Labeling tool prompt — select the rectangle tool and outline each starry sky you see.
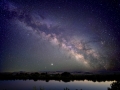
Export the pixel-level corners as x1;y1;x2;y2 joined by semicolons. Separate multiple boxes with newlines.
0;0;120;72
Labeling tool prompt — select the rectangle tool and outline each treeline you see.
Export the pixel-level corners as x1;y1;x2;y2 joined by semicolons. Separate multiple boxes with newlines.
0;72;120;82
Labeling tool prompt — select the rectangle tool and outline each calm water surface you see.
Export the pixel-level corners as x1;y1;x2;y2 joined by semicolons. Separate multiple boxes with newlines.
0;80;113;90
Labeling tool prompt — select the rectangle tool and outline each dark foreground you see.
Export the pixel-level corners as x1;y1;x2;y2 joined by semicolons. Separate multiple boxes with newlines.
0;72;120;82
0;72;120;90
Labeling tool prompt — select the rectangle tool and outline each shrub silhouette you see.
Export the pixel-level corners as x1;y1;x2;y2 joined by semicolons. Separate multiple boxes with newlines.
108;81;120;90
61;72;71;77
64;87;69;90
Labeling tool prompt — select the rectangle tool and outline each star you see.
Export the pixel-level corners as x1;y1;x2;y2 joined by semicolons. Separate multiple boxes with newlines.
0;0;119;72
51;63;53;66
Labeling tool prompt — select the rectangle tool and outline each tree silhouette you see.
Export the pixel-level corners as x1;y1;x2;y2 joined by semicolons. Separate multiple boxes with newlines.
61;72;71;77
108;81;120;90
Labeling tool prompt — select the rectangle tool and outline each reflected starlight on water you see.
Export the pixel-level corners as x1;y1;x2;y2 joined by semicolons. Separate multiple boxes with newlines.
0;80;115;90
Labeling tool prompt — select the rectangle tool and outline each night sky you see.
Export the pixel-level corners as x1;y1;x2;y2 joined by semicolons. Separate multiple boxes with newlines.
0;0;120;72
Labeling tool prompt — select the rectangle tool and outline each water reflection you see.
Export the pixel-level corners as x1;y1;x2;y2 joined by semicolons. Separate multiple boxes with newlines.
0;80;114;90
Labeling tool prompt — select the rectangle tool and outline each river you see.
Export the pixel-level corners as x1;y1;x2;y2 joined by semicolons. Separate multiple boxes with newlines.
0;80;114;90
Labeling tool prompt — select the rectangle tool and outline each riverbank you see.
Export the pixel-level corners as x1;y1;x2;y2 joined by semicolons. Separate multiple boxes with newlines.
0;72;120;82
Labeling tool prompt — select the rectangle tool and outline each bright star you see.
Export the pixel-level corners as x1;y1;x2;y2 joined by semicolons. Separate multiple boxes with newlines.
51;63;53;66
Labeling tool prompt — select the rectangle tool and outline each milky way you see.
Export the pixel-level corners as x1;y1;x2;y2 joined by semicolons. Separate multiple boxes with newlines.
0;0;120;72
